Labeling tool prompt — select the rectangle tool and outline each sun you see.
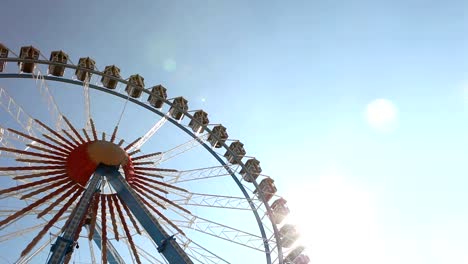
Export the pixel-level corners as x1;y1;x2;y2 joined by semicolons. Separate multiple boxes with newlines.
365;98;398;133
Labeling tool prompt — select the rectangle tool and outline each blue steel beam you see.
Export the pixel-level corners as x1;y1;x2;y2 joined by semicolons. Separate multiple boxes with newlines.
102;164;193;264
85;224;125;264
47;170;103;264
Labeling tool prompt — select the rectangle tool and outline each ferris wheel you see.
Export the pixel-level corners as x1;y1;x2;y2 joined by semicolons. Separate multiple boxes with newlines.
0;43;310;264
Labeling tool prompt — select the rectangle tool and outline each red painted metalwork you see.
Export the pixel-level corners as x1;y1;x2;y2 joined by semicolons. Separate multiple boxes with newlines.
0;165;66;171
100;194;108;264
123;137;142;151
133;172;164;178
27;143;70;157
38;185;80;218
133;186;167;209
132;152;162;160
134;167;177;172
132;161;153;166
61;129;80;147
42;134;74;152
0;183;74;227
138;194;186;236
134;181;190;214
135;175;188;192
20;178;71;200
15;158;66;165
110;126;118;143
114;195;142;264
87;193;100;240
35;119;76;150
8;128;70;155
13;169;67;180
20;188;83;257
0;174;68;195
127;149;140;156
90;119;98;141
116;195;141;235
107;195;119;240
82;129;91;142
0;147;65;161
132;178;168;194
65;142;97;186
63;116;86;144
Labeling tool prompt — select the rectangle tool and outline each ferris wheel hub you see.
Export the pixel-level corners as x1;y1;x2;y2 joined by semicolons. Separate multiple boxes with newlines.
87;140;128;166
66;140;130;187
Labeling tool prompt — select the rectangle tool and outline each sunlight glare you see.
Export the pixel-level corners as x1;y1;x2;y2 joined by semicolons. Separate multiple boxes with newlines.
284;169;386;264
365;99;398;133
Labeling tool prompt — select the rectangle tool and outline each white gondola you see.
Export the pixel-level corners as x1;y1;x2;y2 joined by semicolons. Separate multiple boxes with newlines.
224;141;246;164
125;74;145;98
270;198;290;224
19;46;40;73
101;65;121;89
0;43;8;72
48;51;69;77
207;125;228;148
169;96;188;120
240;158;261;182
254;178;277;202
147;85;167;108
75;57;96;82
284;246;305;264
279;224;300;248
188;110;209;133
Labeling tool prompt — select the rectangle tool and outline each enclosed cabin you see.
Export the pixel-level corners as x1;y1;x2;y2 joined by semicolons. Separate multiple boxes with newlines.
169;96;188;120
292;255;310;264
189;110;209;133
148;85;167;108
255;178;277;202
207;125;228;148
270;198;290;224
19;46;40;73
0;44;9;72
240;158;262;182
48;50;69;77
101;65;121;89
279;224;300;248
284;246;305;264
224;141;246;164
75;57;96;81
125;74;145;98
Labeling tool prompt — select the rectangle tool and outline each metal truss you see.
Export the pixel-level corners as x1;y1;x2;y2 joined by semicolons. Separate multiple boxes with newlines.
131;112;170;151
171;192;263;211
165;165;240;184
150;133;209;166
31;67;64;130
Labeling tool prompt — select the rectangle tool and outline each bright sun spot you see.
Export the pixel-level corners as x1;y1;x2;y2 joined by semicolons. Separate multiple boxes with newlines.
365;99;398;133
284;169;387;264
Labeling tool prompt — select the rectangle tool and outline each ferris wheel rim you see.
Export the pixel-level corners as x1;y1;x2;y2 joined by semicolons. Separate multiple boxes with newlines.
0;56;285;263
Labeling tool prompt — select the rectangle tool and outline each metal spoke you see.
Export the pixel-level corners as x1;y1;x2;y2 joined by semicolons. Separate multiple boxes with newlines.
170;191;263;211
130;112;170;151
164;165;240;184
149;134;209;166
31;67;63;130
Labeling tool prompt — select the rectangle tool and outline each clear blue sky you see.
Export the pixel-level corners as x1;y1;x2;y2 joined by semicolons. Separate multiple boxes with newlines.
2;0;468;263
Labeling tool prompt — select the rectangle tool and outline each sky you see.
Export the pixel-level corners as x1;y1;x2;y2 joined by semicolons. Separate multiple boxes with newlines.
1;0;468;263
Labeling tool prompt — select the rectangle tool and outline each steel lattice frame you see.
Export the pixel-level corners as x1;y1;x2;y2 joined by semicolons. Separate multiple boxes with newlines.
0;46;298;264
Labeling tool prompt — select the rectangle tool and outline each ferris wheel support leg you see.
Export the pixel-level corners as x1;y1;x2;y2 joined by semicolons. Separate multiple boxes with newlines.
46;168;103;264
105;165;194;264
85;224;125;264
